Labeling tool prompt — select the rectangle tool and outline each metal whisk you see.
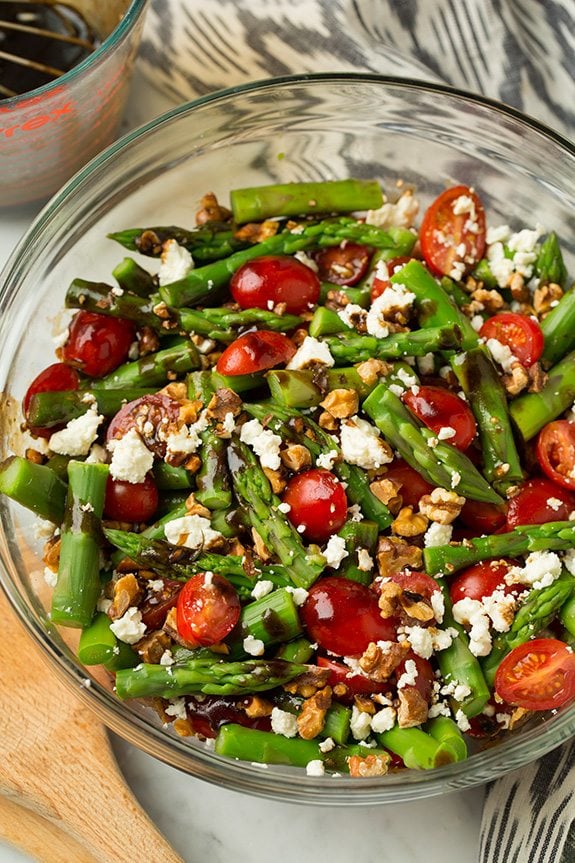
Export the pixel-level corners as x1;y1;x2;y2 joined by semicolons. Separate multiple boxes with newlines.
0;0;98;99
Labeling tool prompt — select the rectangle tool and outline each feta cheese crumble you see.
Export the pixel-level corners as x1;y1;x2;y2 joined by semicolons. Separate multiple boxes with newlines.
340;416;392;470
322;535;349;569
243;635;265;656
108;427;154;483
109;607;147;644
250;580;275;600
286;336;335;370
158;239;194;286
164;514;223;551
271;707;298;738
239;418;282;470
48;405;103;457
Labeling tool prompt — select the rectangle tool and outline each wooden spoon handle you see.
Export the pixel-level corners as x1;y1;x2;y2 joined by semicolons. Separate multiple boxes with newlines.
0;589;184;863
0;795;100;863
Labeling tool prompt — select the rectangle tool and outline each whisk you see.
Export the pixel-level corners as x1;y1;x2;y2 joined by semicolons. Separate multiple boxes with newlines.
0;0;98;99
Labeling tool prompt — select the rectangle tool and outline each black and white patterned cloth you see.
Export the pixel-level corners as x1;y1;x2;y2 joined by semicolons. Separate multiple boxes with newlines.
138;3;575;861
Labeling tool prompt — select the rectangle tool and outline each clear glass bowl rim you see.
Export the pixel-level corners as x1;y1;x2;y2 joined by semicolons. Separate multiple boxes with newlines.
2;72;575;805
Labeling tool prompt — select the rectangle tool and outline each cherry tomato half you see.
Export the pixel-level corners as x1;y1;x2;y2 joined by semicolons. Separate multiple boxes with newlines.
480;312;544;368
536;421;575;491
104;474;159;522
216;330;296;376
314;243;372;286
176;573;241;647
495;638;575;710
140;579;182;631
402;385;477;451
62;310;135;377
383;459;434;509
387;570;441;602
230;255;321;314
185;695;272;739
316;656;389;701
459;498;507;533
300;577;398;656
107;393;181;457
420;185;486;278
449;559;520;605
282;468;347;544
506;478;575;529
370;256;412;301
23;362;80;437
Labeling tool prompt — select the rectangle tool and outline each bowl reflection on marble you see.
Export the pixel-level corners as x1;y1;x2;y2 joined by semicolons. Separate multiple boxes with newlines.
1;74;575;805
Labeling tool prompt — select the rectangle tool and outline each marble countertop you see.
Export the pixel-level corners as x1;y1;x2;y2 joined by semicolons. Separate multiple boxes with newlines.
0;68;484;863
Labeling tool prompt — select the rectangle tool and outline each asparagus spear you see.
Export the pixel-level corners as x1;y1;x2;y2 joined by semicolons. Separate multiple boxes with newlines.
93;340;201;390
230;179;384;223
228;438;326;589
265;367;373;409
510;350;575;442
108;224;247;262
115;657;309;698
176;306;302;342
152;462;193;491
560;594;575;638
78;612;138;670
112;257;156;297
426;716;468;762
195;428;232;510
423;521;575;576
27;387;155;429
376;724;466;769
308;306;350;338
236;589;302;649
324;324;464;363
51;461;109;629
363;383;503;504
0;456;67;524
337;520;378;585
159;218;416;308
481;571;575;685
540;285;575;366
66;279;167;331
450;347;524;493
534;231;567;287
390;259;478;350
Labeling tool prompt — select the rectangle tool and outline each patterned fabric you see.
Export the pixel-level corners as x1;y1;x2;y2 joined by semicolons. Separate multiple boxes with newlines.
139;0;575;138
138;3;575;861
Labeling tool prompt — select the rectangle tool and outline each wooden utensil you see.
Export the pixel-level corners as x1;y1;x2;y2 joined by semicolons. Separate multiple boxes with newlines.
0;588;184;863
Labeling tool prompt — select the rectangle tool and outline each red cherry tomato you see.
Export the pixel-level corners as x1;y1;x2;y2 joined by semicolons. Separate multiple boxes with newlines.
186;695;272;739
140;579;182;630
230;255;321;314
383;459;434;509
301;577;398;656
62;310;135;377
314;243;372;286
370;256;412;301
107;393;181;457
536;421;575;491
396;652;435;702
449;560;520;605
495;638;575;710
216;330;296;376
386;570;441;602
459;498;507;533
176;573;241;647
480;312;544;368
104;474;159;522
420;185;486;278
506;478;575;528
402;385;477;451
23;363;80;437
316;656;389;701
281;468;347;544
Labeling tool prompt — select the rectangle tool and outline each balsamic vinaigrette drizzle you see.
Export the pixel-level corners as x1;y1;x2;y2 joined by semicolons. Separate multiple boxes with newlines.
0;1;99;99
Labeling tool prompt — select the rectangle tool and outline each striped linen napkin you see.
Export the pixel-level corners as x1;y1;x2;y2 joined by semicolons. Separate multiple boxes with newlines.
138;2;575;860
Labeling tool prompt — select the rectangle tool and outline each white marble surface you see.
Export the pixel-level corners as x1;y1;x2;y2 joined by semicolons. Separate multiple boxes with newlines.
0;67;484;863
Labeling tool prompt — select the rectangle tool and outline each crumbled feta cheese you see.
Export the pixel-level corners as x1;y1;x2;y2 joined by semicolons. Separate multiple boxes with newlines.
165;697;187;721
405;625;433;659
158;239;194;286
164;514;223;551
563;549;575;576
96;596;112;614
277;501;292;514
44;567;58;588
239;418;282;470
165;412;209;460
486;225;511;245
428;701;452;719
285;586;309;606
452;598;492;656
316;449;339;470
485;338;517;373
318;737;336;753
251;580;275;600
370;706;396;733
397;658;418;689
437;426;456;441
347;503;363;522
455;709;471;732
271;707;298;738
547;497;563;512
365;285;415;339
49;405;103;457
306;759;325;776
424;522;453;548
221;412;236;435
350;705;372;740
417;352;435;375
85;443;107;464
470;314;484;332
322;535;349;569
482;589;516;633
337;303;366;330
430;590;445;624
357;548;374;572
396;367;418;388
108;428;154;483
243;635;265;656
365;190;419;229
340;416;392;470
286;336;335;370
160;650;175;666
109;607;147;644
293;250;319;272
451;472;462;489
506;550;562;590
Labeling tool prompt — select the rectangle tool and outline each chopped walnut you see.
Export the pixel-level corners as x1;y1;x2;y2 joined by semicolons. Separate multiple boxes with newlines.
358;640;410;682
418;488;465;525
376;536;423;578
234;219;279;243
43;536;61;571
318;410;339;431
356;358;392;386
152;300;172;320
353;695;376;715
243;696;274;718
281;443;312;471
399;592;435;623
137;229;163;256
348;753;390;777
391;506;429;537
333;683;349;699
135;630;172;664
160;382;188;403
206;388;243;422
297;685;332;740
25;448;45;464
502;362;529;396
284;666;330;697
533;282;563;317
263;467;286;494
178;398;204;426
527;362;547;393
173;718;195;737
369;478;403;514
508;272;530;303
109;574;143;620
184;492;212;519
397;687;429;728
470;287;505;313
508;706;531;730
183;454;202;474
195;192;232;225
320;388;359;419
377;580;403;618
252;528;272;561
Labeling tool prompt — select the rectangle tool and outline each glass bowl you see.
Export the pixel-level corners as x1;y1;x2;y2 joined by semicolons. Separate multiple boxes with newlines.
1;74;575;805
0;0;149;209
